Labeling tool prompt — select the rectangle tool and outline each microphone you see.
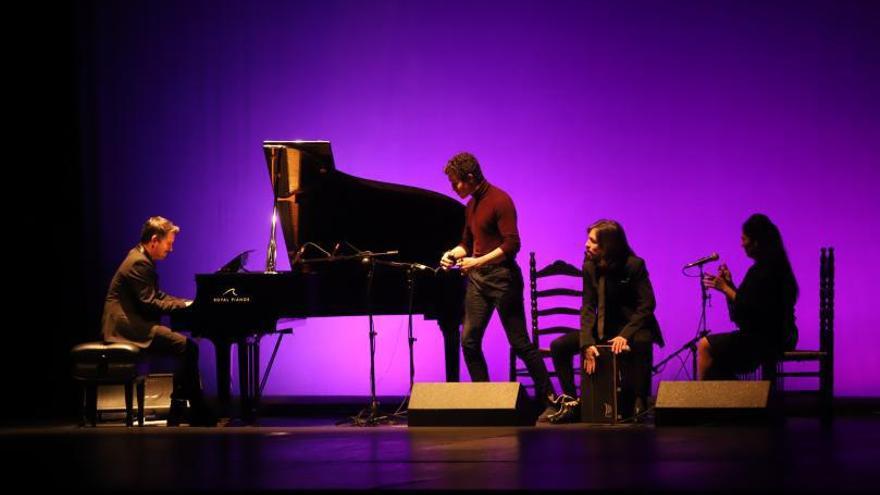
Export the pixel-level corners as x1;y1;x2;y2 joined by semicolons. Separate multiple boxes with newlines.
683;252;719;268
292;245;307;266
359;250;400;264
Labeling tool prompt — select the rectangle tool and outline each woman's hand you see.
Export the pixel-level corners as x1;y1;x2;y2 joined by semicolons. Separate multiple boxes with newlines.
703;264;736;299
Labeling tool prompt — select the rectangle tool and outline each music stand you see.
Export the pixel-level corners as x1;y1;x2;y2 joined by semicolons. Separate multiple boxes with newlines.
217;250;253;273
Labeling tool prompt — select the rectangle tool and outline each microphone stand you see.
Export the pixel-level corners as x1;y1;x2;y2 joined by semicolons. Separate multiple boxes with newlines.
653;265;712;379
337;250;400;427
349;255;383;426
386;261;422;422
694;264;711;379
652;330;710;379
404;264;417;405
373;260;428;423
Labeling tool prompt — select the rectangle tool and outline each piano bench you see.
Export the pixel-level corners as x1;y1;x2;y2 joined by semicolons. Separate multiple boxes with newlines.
71;341;148;427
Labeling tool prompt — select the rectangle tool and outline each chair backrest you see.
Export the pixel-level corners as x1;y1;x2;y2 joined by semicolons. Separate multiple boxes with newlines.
767;247;835;401
819;247;834;392
510;252;584;386
529;252;583;346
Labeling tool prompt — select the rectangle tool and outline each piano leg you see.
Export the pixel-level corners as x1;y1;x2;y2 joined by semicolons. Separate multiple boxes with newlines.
439;319;461;383
214;338;232;416
237;336;261;424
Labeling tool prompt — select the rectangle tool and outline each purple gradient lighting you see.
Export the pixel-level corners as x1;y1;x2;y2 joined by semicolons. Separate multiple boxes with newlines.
80;0;879;397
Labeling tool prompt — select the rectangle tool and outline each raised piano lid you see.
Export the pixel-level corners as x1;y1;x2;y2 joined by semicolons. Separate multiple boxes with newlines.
263;140;335;199
261;140;464;268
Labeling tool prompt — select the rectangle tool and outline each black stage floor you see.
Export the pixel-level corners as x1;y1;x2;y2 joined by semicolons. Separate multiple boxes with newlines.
3;404;879;493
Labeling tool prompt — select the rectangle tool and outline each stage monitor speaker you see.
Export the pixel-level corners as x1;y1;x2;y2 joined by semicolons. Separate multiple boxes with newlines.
654;380;771;426
408;382;533;426
97;373;174;419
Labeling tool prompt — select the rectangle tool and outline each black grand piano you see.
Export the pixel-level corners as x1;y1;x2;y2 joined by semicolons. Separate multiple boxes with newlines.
172;141;465;421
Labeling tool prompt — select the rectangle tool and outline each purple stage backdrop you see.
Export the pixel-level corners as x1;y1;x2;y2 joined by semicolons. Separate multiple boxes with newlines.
79;0;879;396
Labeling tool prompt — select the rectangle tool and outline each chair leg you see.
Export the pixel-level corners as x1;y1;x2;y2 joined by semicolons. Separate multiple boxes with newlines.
820;391;833;425
85;384;98;427
776;361;784;393
820;366;832;424
820;356;833;424
137;379;145;426
80;385;90;427
761;360;780;393
508;348;516;382
79;386;86;427
124;381;134;427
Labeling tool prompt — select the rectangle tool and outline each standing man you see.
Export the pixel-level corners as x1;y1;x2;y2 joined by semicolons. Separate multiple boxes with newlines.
440;152;559;419
102;216;216;426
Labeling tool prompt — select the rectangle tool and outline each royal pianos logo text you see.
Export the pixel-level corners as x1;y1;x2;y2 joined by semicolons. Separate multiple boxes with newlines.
212;288;251;304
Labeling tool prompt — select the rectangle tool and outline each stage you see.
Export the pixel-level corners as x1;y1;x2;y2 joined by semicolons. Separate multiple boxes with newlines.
2;400;878;493
5;1;879;492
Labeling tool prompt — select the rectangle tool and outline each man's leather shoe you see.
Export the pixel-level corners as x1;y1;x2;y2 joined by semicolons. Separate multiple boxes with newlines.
549;397;580;424
167;399;189;427
189;399;218;427
631;397;651;423
538;393;571;422
538;404;559;423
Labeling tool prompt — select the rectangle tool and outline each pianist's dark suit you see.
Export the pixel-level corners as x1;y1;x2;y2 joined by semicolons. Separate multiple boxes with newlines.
102;245;203;401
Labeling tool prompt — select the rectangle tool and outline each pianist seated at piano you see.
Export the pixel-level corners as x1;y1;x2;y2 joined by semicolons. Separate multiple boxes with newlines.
101;216;217;427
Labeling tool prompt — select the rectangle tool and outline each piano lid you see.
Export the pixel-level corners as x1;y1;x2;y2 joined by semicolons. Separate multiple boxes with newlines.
261;140;465;269
263;140;335;199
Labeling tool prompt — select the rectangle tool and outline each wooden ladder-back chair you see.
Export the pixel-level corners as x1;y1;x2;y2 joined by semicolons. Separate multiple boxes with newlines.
509;252;583;391
763;247;834;421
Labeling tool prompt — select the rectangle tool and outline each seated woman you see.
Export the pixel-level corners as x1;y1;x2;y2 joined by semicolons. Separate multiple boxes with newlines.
549;219;664;423
698;213;799;380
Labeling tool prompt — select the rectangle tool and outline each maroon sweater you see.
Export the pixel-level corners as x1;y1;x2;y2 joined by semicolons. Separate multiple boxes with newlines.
458;181;521;259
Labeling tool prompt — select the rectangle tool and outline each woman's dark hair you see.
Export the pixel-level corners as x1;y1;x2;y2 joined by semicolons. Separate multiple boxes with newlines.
743;213;799;302
588;219;634;270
